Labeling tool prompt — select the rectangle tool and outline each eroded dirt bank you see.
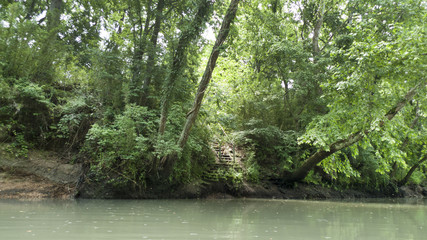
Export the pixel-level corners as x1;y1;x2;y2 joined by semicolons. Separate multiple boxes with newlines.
0;146;82;199
0;171;76;199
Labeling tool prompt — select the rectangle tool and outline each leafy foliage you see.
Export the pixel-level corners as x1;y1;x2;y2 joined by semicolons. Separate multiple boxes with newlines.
235;124;300;177
84;104;157;187
1;0;425;196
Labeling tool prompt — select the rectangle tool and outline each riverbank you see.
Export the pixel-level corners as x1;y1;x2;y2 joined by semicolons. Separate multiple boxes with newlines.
2;167;426;199
0;170;75;199
1;147;426;200
0;145;82;199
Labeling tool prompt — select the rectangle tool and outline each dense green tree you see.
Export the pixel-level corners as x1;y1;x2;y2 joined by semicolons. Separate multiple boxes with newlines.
292;0;426;183
1;0;425;194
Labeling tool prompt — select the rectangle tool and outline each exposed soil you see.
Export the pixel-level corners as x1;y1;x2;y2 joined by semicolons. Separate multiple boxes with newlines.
0;144;82;199
0;170;76;199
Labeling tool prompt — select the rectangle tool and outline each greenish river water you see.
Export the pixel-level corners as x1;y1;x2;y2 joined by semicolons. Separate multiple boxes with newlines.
0;198;426;239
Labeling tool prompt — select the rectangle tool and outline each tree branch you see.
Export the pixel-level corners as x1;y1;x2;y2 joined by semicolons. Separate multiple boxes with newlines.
398;155;427;186
284;79;426;183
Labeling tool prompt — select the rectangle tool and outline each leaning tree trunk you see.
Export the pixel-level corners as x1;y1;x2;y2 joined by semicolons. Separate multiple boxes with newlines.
158;0;240;177
284;80;426;183
389;101;420;179
398;156;427;187
177;0;240;149
158;0;213;135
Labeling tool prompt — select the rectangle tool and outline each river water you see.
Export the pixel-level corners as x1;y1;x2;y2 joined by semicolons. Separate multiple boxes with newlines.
0;198;426;240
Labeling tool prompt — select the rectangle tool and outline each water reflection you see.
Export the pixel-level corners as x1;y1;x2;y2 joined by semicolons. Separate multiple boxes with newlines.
0;198;426;239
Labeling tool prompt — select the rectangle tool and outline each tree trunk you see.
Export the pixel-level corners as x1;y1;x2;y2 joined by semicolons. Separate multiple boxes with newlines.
177;0;240;149
283;80;426;183
389;101;420;178
284;131;364;182
312;0;325;55
140;0;165;105
157;0;240;178
130;0;152;103
158;0;213;135
47;0;63;31
33;0;63;83
398;156;427;186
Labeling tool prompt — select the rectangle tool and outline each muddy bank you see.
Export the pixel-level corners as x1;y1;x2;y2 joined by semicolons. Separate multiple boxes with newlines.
169;181;426;200
77;176;427;200
1;146;426;200
3;167;426;200
0;145;82;199
0;170;76;199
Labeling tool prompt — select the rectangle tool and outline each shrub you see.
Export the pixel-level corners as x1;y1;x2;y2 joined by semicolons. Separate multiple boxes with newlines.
84;104;157;188
0;78;53;146
55;94;98;151
235;124;299;177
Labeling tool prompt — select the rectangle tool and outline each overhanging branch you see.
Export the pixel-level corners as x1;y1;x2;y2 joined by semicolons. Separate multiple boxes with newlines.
284;79;426;183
